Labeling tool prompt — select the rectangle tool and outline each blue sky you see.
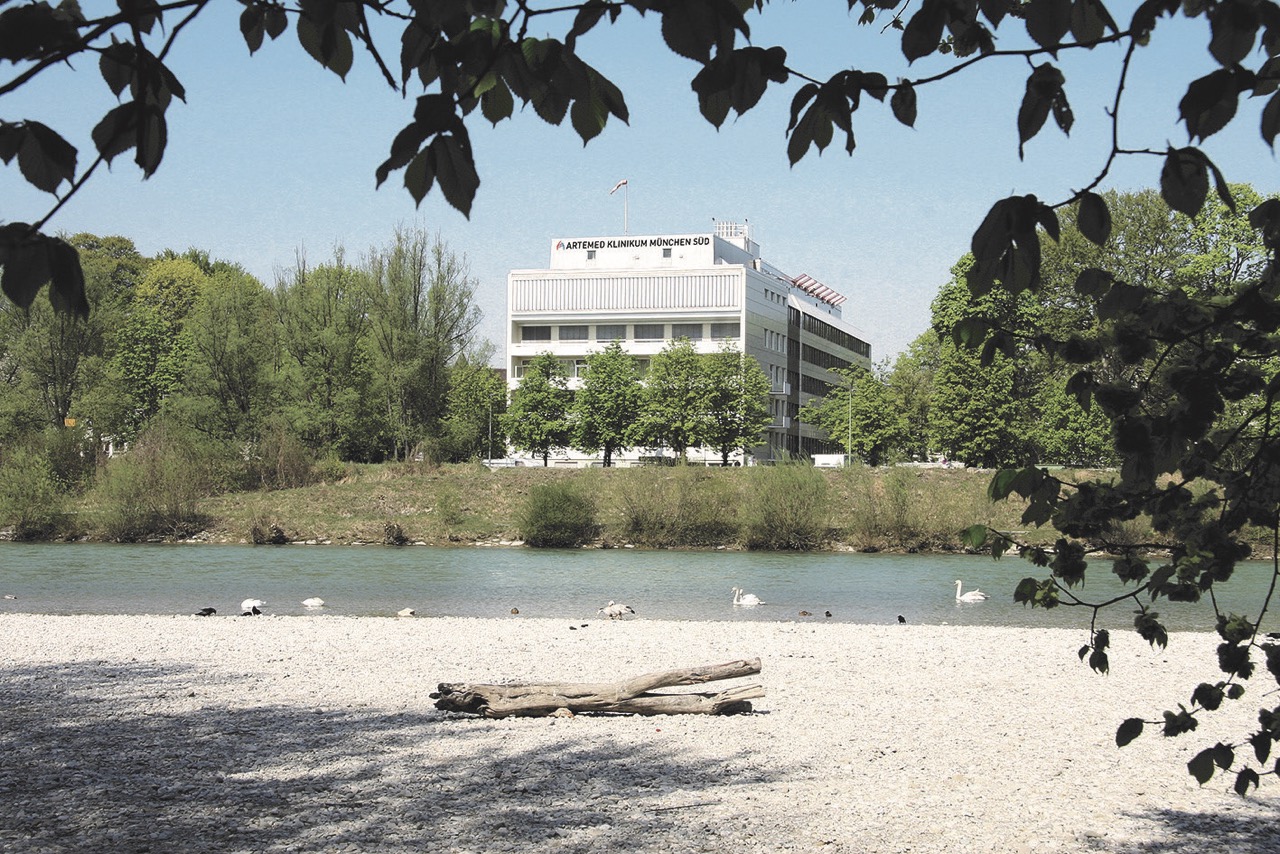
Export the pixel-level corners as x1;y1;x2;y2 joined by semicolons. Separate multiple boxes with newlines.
3;4;1277;363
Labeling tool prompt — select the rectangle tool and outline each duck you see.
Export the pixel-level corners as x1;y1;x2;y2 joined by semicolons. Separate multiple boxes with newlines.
597;600;636;619
302;597;325;609
240;598;265;615
193;607;216;617
955;580;989;602
732;587;765;607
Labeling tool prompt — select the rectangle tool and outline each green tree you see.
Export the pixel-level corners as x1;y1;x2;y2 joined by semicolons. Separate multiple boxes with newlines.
503;352;570;466
928;258;1034;468
886;333;940;462
363;226;483;461
173;265;279;443
273;251;386;461
441;349;507;462
632;338;707;461
701;346;772;465
801;364;905;467
572;341;642;467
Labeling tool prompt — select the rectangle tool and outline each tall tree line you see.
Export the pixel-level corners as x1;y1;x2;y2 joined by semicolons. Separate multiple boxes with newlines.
0;226;500;469
802;185;1276;470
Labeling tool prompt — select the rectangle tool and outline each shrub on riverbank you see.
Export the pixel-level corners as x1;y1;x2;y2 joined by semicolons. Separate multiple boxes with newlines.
519;481;600;547
741;463;830;550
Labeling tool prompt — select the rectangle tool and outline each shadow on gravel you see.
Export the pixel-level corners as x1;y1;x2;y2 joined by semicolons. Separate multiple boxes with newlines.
1094;806;1280;853
0;659;772;852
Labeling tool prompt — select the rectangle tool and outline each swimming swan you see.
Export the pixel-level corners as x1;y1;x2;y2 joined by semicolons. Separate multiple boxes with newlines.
954;580;989;602
732;587;765;607
302;597;325;609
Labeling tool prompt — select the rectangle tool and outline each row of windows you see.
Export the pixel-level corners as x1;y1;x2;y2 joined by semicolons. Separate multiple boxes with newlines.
764;328;786;353
512;357;653;379
788;307;871;358
799;344;851;373
520;322;742;344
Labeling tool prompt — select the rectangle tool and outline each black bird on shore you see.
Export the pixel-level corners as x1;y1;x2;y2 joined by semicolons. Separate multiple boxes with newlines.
897;614;906;624
824;610;832;618
194;607;216;617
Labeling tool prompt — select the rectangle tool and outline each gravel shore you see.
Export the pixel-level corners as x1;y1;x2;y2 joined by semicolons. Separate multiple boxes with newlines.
2;614;1279;853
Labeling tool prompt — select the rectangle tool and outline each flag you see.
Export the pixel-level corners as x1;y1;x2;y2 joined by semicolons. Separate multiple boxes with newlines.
609;178;628;194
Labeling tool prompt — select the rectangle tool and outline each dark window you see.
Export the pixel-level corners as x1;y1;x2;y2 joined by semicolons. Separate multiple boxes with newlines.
634;323;664;341
710;322;740;339
595;324;626;341
672;323;703;340
559;325;588;341
522;326;551;342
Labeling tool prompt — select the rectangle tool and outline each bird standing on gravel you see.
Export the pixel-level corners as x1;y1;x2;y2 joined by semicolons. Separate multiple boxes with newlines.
598;601;635;619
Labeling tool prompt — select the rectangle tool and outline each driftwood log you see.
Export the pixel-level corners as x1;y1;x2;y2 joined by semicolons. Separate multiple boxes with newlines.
431;657;764;718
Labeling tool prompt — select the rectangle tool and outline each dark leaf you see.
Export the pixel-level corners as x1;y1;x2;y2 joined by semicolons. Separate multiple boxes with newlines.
1071;0;1117;43
1025;0;1072;51
1116;717;1144;747
902;0;947;62
135;106;166;176
47;236;88;318
1160;147;1209;217
659;0;747;64
297;13;354;80
0;224;51;309
1210;0;1259;66
1088;646;1109;674
17;121;76;194
1018;64;1066;157
480;80;514;125
430;132;480;217
402;148;435;205
240;6;266;54
99;40;134;97
91;102;137;163
890;80;917;127
1179;69;1240;142
1262;91;1280;148
1249;730;1272;764
1078;192;1112;245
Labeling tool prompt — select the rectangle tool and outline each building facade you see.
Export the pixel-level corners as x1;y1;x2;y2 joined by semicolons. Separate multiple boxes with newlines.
506;222;872;464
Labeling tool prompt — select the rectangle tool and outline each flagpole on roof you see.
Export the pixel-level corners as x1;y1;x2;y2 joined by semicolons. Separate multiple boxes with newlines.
609;178;629;234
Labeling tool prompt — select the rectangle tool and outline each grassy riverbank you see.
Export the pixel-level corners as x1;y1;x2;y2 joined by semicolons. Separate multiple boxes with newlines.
188;462;1063;551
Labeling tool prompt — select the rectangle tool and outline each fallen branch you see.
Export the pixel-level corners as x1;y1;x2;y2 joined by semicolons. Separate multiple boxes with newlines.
431;657;764;718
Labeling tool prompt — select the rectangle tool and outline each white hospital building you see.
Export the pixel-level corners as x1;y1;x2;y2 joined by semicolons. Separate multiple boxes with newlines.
506;222;872;464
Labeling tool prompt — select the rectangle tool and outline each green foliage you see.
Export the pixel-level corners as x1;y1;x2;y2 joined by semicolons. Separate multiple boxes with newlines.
0;444;68;539
519;481;599;548
741;462;829;550
617;465;738;547
700;346;773;465
440;350;507;462
504;352;572;465
801;364;906;466
631;338;707;459
573;341;642;467
87;421;218;541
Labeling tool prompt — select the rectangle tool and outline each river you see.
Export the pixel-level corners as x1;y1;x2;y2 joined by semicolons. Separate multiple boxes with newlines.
1;542;1275;633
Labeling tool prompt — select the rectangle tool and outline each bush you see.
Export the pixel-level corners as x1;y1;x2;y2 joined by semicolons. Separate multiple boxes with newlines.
617;466;738;546
88;421;214;541
249;418;316;490
519;481;599;547
741;463;830;550
0;445;68;539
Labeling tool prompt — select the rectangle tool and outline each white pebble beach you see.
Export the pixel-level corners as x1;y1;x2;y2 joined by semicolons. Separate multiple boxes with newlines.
3;614;1279;853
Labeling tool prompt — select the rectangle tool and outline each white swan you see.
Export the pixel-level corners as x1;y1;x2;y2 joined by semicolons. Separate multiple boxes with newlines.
302;597;325;609
597;600;636;619
955;580;989;602
732;587;765;607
